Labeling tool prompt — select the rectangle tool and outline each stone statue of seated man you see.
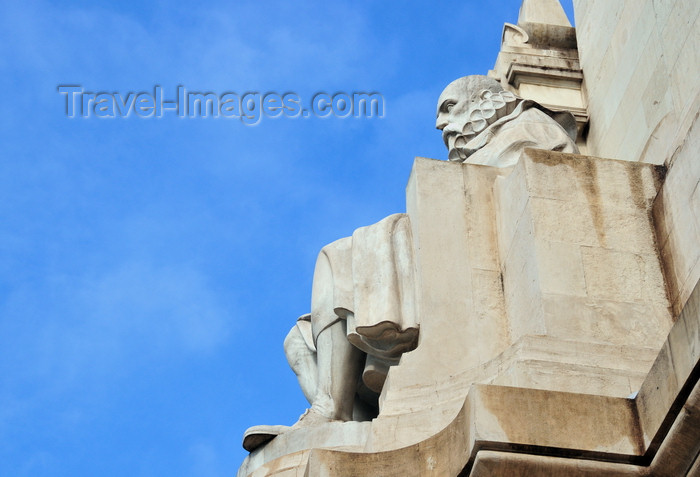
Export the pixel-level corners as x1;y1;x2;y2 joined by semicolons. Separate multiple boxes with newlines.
242;75;578;452
243;214;419;451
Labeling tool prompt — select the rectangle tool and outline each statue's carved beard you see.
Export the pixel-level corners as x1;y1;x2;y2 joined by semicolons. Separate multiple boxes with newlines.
448;90;520;162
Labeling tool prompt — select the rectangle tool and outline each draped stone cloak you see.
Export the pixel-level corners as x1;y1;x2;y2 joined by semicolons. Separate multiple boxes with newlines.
305;213;419;364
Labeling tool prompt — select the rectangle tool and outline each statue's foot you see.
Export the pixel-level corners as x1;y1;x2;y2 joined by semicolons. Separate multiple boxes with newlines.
289;407;336;430
242;408;337;452
242;424;289;452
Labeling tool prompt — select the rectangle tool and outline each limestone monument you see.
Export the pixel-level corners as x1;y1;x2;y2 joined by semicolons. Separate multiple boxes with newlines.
242;75;578;452
238;0;700;475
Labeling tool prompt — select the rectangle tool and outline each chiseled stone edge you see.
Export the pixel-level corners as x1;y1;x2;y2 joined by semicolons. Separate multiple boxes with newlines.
303;384;644;477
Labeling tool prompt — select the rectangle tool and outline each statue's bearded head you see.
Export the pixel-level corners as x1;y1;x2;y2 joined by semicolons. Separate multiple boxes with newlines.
436;75;519;161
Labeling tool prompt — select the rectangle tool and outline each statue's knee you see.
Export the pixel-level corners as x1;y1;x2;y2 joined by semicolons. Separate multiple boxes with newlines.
284;326;302;358
285;326;315;372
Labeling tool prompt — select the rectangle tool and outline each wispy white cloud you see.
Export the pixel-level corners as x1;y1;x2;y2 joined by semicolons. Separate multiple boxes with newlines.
1;260;232;389
77;260;232;352
0;0;398;90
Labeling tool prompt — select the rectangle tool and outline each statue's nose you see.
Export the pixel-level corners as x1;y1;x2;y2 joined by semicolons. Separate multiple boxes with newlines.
435;114;448;130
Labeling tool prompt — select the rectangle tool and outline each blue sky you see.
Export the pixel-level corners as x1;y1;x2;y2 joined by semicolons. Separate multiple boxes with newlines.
0;1;574;475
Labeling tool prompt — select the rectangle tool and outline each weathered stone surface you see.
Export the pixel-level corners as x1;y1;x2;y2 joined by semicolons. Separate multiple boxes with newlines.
652;109;700;315
470;451;644;477
519;0;571;27
496;150;671;357
574;0;699;165
573;0;700;320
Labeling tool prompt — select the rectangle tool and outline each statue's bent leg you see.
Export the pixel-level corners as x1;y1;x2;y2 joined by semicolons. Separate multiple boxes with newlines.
312;319;365;421
283;325;318;405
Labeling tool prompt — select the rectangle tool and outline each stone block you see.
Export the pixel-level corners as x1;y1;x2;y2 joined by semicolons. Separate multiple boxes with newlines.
470;385;642;455
655;195;700;312
518;83;585;109
490;358;643;397
641;56;673;142
651;0;679;32
541;295;671;348
528;198;599;246
637;278;700;447
608;1;649;62
520;150;662;210
499;151;670;356
471;451;644;476
463;165;502;272
575;1;623;75
471;268;510;360
660;0;700;73
536;240;587;296
518;154;581;201
576;0;700;165
494;162;530;263
501;216;545;341
581;247;643;301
